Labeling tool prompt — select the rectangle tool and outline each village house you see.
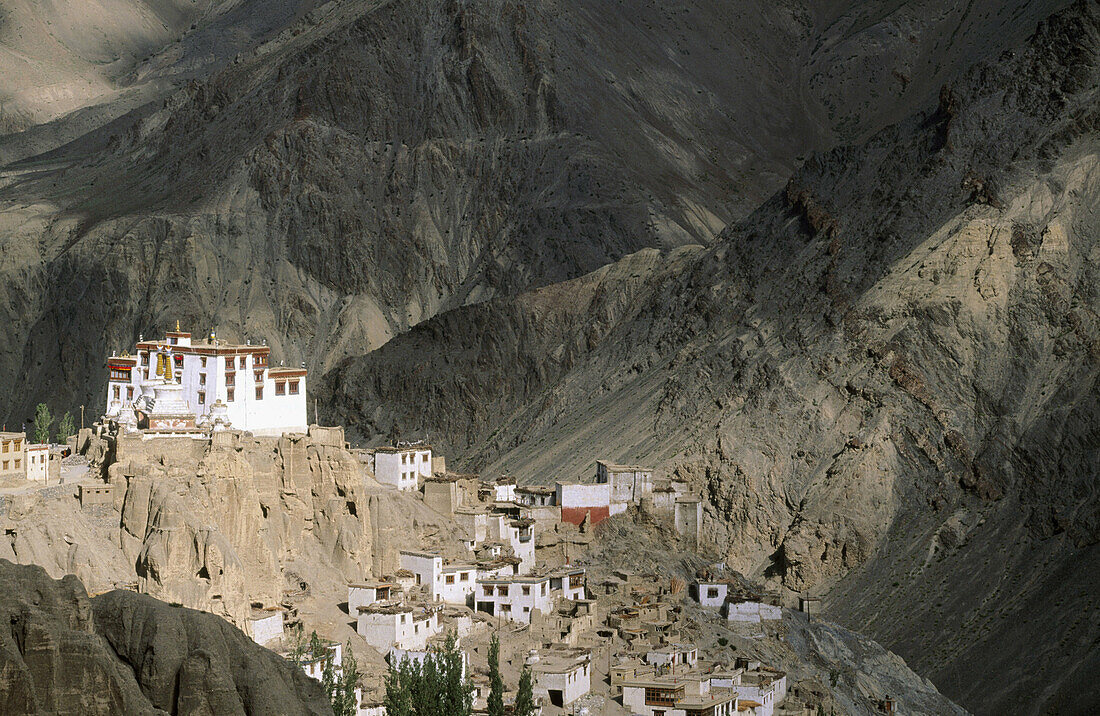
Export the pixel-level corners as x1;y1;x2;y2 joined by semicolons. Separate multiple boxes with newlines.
398;550;476;604
371;444;432;491
611;660;657;696
712;665;788;716
356;604;442;652
25;442;49;482
529;648;592;708
290;640;371;716
514;485;555;507
596;460;654;505
439;563;478;605
555;481;613;526
105;327;307;436
549;566;587;601
621;674;740;716
454;508;507;550
501;517;535;573
348;581;397;612
476;555;521;581
475;574;554;624
247;607;284;646
726;601;782;623
483;475;517;503
675;495;703;546
423;473;479;515
646;643;699;670
533;598;598;646
693;579;729;609
0;432;24;479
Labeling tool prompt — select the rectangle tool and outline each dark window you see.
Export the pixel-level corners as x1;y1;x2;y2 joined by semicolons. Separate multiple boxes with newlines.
255;386;263;400
289;380;299;395
198;391;205;405
225;372;235;386
227;388;235;402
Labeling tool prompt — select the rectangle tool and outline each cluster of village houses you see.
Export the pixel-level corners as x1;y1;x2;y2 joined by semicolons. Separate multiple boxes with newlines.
43;328;817;715
245;440;800;716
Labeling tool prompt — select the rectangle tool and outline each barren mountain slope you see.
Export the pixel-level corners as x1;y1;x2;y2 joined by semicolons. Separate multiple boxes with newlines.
320;3;1100;713
0;0;1067;427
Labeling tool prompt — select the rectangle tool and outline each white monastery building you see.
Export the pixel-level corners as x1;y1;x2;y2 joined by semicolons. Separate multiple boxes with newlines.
104;326;307;436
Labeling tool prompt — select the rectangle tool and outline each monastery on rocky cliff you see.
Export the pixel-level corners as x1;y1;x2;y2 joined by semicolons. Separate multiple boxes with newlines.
103;326;307;436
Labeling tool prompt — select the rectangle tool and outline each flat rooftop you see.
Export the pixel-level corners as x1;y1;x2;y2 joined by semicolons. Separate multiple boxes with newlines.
596;460;649;472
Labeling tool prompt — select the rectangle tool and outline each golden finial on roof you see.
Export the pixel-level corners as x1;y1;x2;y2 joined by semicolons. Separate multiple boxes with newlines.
176;319;180;331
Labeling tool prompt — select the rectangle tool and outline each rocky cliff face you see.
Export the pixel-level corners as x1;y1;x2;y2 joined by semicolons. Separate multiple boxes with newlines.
0;559;330;715
1;427;372;629
319;3;1100;713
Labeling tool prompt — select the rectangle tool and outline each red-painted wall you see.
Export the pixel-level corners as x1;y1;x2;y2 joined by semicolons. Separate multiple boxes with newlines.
561;506;611;526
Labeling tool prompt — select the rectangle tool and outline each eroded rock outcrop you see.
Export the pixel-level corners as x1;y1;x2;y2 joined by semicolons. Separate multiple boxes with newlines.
101;426;371;626
0;559;330;715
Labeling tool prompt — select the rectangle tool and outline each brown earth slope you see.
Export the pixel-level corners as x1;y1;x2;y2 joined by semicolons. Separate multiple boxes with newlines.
319;3;1100;713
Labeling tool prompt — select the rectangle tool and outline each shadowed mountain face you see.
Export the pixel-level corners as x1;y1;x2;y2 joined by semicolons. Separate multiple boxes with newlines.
319;2;1100;713
0;0;1068;426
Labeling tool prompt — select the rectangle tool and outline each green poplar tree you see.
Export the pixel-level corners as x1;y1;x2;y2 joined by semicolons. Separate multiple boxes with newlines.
383;633;472;716
55;412;75;444
329;643;360;716
487;633;505;716
384;655;414;716
514;664;535;716
438;631;472;716
33;403;52;445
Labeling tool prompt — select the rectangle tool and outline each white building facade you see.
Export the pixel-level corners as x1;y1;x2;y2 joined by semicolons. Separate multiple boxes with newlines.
372;446;432;490
357;607;441;652
726;601;782;623
693;581;729;609
24;443;49;482
105;328;307;435
531;650;592;708
348;581;396;612
475;575;554;624
248;610;284;645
